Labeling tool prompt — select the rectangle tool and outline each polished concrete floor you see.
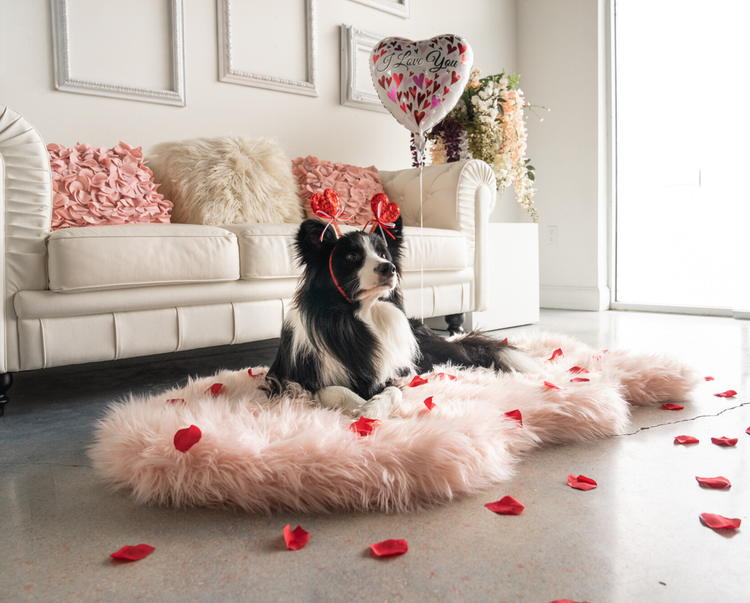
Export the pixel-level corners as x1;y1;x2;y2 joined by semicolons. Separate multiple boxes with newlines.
2;309;748;603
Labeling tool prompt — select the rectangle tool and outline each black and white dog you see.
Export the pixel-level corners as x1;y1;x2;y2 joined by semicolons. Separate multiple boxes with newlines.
264;216;534;418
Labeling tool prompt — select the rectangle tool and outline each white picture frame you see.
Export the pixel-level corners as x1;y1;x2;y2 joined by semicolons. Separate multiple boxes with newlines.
350;0;409;18
217;0;318;97
340;25;387;113
50;0;186;107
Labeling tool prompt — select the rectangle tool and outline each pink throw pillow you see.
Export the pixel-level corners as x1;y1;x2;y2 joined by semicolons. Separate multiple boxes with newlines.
48;142;173;231
292;156;385;225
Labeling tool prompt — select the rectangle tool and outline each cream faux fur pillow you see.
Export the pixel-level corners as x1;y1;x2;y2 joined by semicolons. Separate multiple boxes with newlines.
148;136;304;225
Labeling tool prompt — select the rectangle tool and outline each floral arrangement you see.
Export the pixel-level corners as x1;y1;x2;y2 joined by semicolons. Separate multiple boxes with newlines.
424;68;539;222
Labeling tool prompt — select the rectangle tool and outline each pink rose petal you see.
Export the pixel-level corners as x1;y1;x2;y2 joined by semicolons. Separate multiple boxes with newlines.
110;544;155;561
568;366;590;374
570;377;590;383
174;425;202;452
705;376;715;381
370;539;408;557
661;403;684;410
696;476;731;489
567;474;597;491
674;435;699;445
544;381;565;391
700;513;741;530
283;525;310;550
485;495;525;515
711;436;738;447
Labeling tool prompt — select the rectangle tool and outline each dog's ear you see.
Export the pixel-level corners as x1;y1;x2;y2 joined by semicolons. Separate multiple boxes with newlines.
295;219;338;266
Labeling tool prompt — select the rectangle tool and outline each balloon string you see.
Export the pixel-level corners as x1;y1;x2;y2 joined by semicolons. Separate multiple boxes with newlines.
418;143;425;323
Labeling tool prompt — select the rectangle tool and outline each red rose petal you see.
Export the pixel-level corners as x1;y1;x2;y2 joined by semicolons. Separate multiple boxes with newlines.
700;513;741;530
746;426;750;435
544;381;565;391
570;377;590;383
423;396;436;410
674;435;699;445
662;403;684;410
502;338;509;345
436;372;457;380
283;524;310;550
485;495;525;515
409;375;428;387
174;425;202;452
370;539;408;556
248;368;261;378
711;436;738;447
206;383;224;396
110;544;155;561
503;409;523;426
696;476;731;489
166;398;184;404
547;348;563;362
567;474;597;491
705;376;715;381
714;390;737;398
350;416;382;437
568;366;590;374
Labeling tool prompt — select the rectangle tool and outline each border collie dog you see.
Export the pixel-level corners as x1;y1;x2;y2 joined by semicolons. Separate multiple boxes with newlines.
264;217;535;419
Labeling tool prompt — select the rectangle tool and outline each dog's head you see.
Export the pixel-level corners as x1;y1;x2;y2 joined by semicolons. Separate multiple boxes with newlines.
295;216;404;306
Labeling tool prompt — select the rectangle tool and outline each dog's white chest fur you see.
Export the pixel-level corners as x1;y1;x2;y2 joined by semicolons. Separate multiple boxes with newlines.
356;299;417;385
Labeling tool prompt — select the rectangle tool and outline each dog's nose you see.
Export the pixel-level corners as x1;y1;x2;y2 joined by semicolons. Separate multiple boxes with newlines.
376;262;396;276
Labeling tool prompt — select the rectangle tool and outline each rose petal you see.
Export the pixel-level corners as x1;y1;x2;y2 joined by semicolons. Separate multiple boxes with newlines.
350;416;382;437
166;398;185;405
485;495;525;515
423;396;436;410
570;378;590;383
700;513;741;530
283;524;310;550
435;372;457;381
502;338;509;345
110;544;155;561
409;375;428;387
503;409;523;426
370;539;408;556
696;476;731;489
567;474;597;491
248;368;262;378
568;366;590;374
662;403;684;410
174;425;202;452
714;390;737;398
705;376;715;381
206;383;224;396
544;381;565;391
674;435;699;445
711;436;738;447
747;426;750;435
547;348;563;362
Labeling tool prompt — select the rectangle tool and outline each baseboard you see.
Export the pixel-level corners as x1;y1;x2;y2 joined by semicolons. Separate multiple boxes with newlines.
540;285;610;311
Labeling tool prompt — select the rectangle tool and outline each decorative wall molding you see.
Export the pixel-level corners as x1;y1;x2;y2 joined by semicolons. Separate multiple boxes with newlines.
50;0;186;107
340;25;387;113
350;0;409;18
217;0;318;97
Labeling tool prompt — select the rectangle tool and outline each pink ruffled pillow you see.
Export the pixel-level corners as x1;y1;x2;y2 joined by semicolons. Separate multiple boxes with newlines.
292;156;385;225
48;142;173;231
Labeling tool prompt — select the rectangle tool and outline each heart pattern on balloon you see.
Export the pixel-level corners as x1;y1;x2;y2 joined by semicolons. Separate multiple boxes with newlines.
370;35;473;145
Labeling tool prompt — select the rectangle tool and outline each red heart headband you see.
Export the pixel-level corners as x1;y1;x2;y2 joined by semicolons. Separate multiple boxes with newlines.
310;189;354;240
364;193;400;240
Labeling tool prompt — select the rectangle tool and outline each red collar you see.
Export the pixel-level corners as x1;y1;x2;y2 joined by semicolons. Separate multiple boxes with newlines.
329;251;352;303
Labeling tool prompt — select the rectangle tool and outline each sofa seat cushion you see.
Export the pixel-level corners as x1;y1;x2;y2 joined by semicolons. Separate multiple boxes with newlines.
221;223;469;279
47;224;240;293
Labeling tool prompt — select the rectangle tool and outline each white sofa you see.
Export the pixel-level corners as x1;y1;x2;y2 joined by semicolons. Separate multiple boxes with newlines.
0;105;497;414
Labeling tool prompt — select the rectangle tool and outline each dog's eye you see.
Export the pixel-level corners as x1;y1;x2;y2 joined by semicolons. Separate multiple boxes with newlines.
379;252;387;259
346;252;359;262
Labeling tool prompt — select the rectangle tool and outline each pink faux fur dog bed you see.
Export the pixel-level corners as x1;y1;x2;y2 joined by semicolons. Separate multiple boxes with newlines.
90;333;697;514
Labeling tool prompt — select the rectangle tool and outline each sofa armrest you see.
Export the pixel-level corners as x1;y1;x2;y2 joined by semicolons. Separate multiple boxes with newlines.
0;105;53;372
378;159;496;312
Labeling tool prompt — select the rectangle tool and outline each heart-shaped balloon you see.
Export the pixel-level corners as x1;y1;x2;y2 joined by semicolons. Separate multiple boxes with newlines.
370;35;473;148
370;193;400;224
310;188;340;219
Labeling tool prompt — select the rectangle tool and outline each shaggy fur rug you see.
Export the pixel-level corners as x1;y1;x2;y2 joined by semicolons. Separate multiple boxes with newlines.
90;332;697;514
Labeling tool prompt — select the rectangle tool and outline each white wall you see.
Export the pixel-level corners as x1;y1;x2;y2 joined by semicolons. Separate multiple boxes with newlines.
0;0;517;172
517;0;609;310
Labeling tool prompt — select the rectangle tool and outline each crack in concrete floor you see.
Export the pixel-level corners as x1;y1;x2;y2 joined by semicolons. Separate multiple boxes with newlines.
620;400;750;436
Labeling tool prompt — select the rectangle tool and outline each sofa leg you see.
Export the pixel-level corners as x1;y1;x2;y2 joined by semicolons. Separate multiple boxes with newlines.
445;313;466;336
0;373;12;417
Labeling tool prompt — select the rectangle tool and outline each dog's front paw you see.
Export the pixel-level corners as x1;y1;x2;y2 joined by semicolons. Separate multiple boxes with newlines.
358;386;403;420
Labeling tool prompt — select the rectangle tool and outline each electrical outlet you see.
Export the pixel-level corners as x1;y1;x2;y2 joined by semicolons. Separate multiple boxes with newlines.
547;225;558;245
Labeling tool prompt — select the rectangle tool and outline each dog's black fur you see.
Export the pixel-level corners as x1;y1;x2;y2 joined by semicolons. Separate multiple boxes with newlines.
264;216;529;402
